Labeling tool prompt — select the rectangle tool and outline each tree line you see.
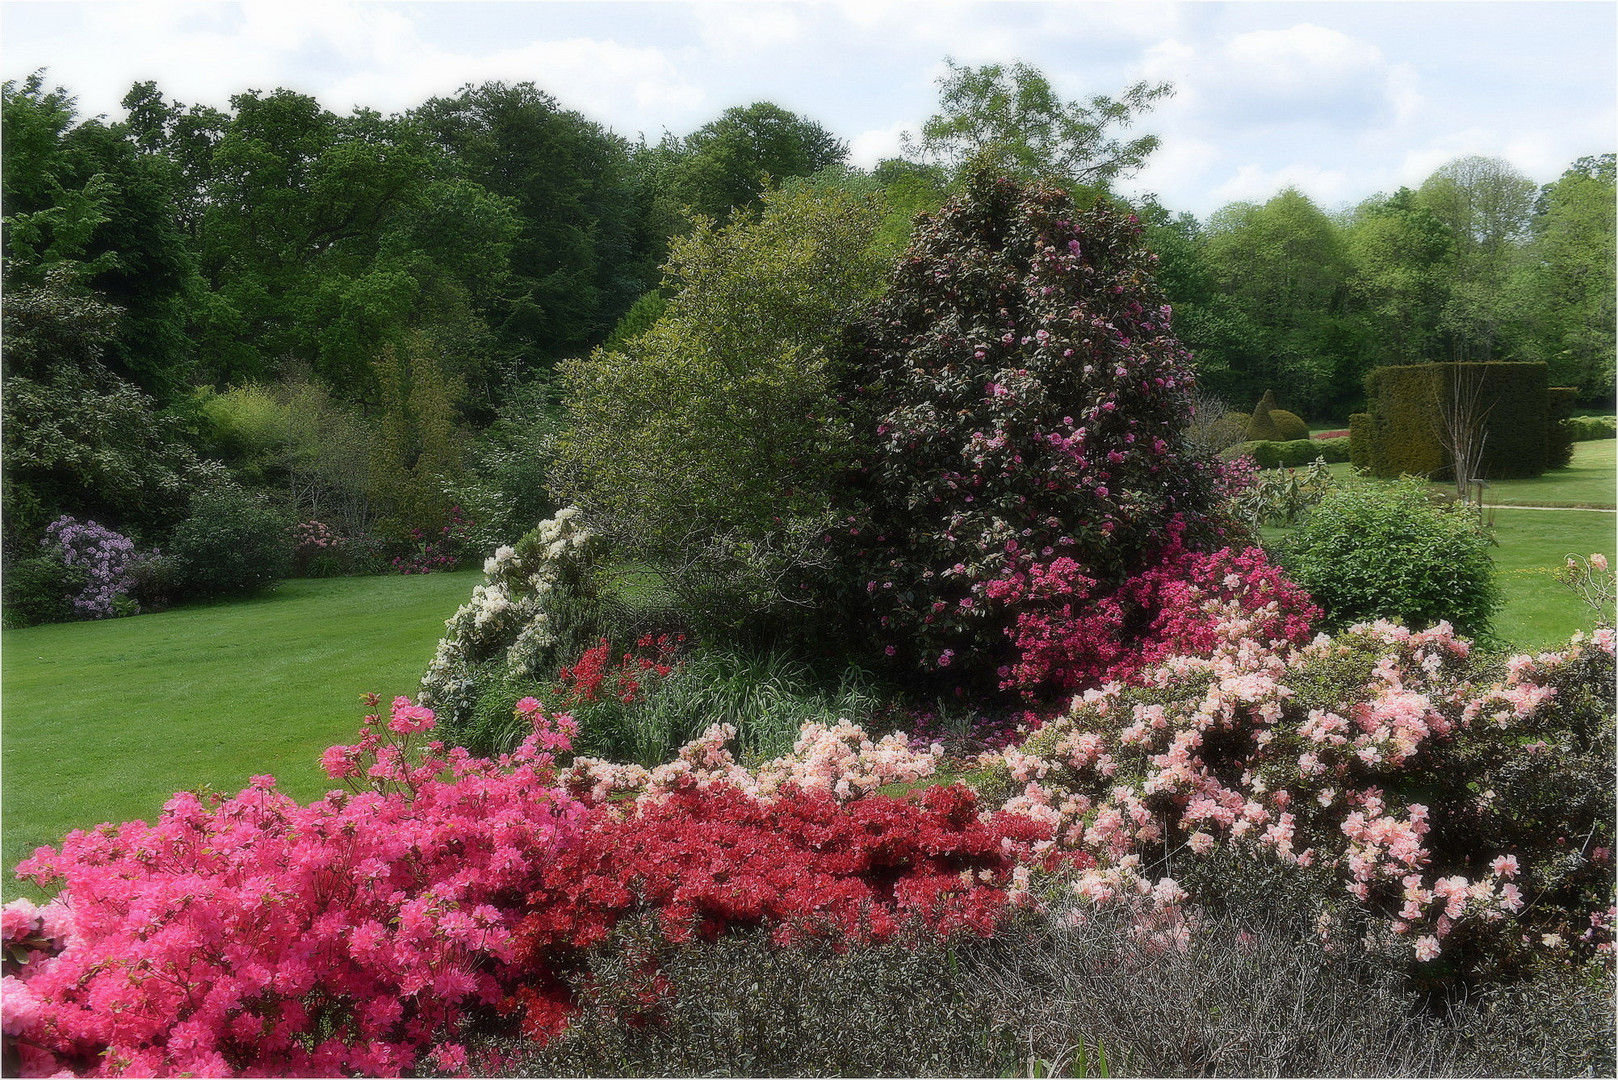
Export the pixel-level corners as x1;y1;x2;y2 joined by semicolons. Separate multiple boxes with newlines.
2;61;1611;562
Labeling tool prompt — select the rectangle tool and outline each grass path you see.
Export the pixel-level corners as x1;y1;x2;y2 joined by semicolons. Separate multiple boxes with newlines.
2;571;478;901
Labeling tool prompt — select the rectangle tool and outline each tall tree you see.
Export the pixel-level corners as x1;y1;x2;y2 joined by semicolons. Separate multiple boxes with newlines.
415;82;659;375
658;102;847;221
1199;188;1356;414
192;88;518;394
907;59;1171;192
1343;187;1454;370
3;73;199;398
1415;156;1535;362
1518;154;1616;398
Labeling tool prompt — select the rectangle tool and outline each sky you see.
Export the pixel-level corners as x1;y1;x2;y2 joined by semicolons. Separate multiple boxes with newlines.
2;0;1614;220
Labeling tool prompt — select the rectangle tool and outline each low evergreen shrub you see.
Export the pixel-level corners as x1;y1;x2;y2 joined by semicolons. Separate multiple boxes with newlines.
166;486;293;599
1225;438;1351;468
1;553;87;627
1565;415;1617;441
1277;476;1500;637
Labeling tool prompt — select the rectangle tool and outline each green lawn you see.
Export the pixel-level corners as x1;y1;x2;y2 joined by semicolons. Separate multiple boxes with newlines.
1488;510;1616;651
1306;439;1616;509
2;571;478;901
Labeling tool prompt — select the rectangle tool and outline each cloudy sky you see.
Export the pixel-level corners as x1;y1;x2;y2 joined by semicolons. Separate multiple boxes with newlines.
2;1;1613;219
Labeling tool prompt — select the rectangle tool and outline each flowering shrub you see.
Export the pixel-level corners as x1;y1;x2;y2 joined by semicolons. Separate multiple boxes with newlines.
420;508;598;733
391;505;475;574
1553;552;1615;628
556;633;683;708
990;529;1318;699
984;616;1616;980
3;696;586;1077
838;171;1231;691
510;780;1075;1042
40;516;140;619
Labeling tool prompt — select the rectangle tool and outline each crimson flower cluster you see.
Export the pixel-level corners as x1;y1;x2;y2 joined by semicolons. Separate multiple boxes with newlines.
992;523;1319;698
508;780;1077;1042
557;633;684;706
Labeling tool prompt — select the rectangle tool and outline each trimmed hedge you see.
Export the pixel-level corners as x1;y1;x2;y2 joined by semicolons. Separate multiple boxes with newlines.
1222;438;1352;469
1355;362;1550;481
1348;413;1374;472
1547;387;1577;468
1565;415;1618;442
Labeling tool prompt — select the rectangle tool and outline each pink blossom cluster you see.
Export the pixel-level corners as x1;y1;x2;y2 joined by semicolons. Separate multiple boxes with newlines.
4;697;586;1077
988;615;1616;973
990;526;1318;698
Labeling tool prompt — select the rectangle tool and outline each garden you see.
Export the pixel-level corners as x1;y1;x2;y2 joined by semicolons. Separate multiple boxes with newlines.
3;61;1616;1079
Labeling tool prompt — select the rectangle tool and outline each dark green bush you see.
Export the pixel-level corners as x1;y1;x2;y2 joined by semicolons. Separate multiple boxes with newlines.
166;486;294;598
1348;411;1375;471
1546;387;1578;468
493;904;1614;1078
505;923;1025;1078
1276;476;1500;638
1;553;88;626
1267;407;1311;442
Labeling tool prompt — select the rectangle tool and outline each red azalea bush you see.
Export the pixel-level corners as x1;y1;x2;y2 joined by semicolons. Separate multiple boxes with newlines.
556;633;684;707
838;171;1237;694
509;779;1077;1043
3;696;585;1078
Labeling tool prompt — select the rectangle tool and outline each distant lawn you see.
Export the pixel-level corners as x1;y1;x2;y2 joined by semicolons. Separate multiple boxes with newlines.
2;571;478;901
1303;439;1615;508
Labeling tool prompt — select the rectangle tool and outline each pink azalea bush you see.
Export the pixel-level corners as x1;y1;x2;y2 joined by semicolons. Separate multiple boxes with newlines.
985;615;1616;980
837;172;1244;696
988;521;1318;699
4;696;586;1077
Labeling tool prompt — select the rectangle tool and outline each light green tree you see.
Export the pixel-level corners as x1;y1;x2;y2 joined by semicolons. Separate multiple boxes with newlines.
551;183;885;629
906;59;1171;191
1519;154;1616;398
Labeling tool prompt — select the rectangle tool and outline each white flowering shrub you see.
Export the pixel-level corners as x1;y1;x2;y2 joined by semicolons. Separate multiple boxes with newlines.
419;508;596;732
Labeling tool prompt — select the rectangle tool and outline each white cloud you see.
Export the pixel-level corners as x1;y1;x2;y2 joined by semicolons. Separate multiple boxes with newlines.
847;120;913;169
692;2;804;54
1209;161;1358;210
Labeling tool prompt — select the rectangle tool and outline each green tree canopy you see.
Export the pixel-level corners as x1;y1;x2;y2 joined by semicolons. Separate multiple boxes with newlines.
908;59;1171;190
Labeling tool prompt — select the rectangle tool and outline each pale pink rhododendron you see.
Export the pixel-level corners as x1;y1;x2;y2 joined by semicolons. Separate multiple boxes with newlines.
986;615;1615;976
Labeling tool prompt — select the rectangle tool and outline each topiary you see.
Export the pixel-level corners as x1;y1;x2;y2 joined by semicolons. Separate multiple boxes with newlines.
1246;390;1282;441
1268;408;1311;442
1276;476;1500;638
837;171;1231;692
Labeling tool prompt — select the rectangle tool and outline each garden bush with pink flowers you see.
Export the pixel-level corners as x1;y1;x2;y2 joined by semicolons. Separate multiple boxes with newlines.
837;171;1244;696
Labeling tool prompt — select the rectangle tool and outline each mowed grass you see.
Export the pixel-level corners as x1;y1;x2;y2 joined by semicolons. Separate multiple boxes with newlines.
1306;439;1616;508
2;571;478;901
1489;509;1617;652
